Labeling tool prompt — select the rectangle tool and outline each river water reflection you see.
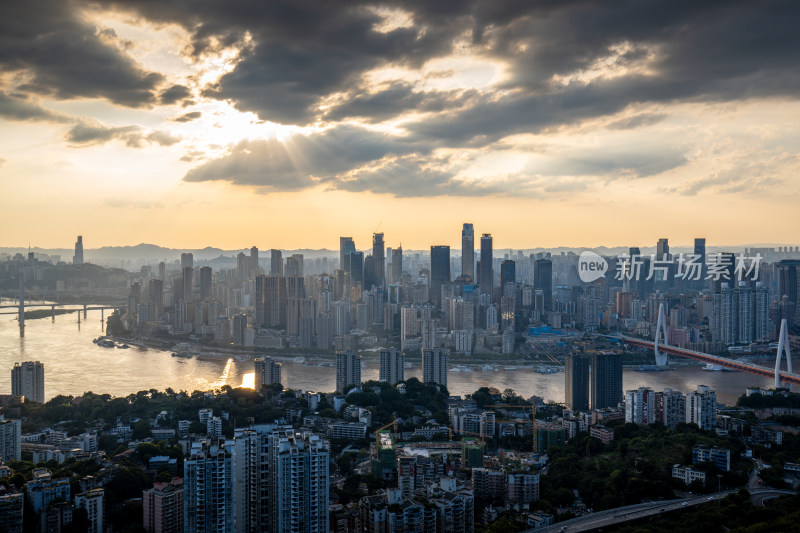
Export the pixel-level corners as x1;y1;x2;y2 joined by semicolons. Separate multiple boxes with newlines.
0;304;774;405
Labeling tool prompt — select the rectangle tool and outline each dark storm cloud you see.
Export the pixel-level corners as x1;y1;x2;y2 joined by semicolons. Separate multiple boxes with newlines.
160;85;192;105
323;82;480;123
0;1;164;107
66;120;181;147
170;111;202;123
183;125;420;190
0;91;70;123
105;0;800;131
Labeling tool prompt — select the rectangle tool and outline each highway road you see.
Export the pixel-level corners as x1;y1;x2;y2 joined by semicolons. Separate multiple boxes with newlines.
529;489;795;532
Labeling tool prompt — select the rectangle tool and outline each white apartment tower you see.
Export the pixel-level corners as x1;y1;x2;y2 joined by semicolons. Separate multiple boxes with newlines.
336;352;361;393
184;441;234;533
379;348;404;384
11;361;44;403
625;387;656;425
686;385;717;431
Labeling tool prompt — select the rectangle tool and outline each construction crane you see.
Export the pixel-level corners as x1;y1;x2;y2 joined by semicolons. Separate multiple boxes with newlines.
375;417;398;448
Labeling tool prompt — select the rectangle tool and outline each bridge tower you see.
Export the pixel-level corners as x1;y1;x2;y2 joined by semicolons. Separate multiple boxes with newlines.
18;272;25;337
654;302;669;366
775;319;793;389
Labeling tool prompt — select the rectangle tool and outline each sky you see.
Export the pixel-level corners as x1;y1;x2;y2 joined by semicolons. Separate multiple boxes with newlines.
1;0;799;251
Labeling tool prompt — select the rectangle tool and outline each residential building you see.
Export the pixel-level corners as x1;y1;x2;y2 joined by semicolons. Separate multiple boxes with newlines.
143;478;184;533
11;361;44;403
75;488;104;533
686;385;717;430
184;441;233;533
591;353;622;410
254;357;282;388
0;416;21;462
625;387;656;425
336;352;362;393
379;348;404;384
565;354;589;411
422;347;448;388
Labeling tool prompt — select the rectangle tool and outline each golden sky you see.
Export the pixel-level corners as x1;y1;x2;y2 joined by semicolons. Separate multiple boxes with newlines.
1;2;799;250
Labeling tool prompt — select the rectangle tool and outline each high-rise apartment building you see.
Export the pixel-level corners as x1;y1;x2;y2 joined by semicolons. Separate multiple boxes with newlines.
184;441;233;533
479;234;493;300
75;488;104;533
379;348;404;384
422;347;448;387
686;385;717;430
656;389;686;430
430;245;451;307
0;493;23;533
269;431;330;533
73;236;84;265
564;354;590;411
590;353;622;410
625;387;656;424
254;357;282;388
534;259;553;312
336;352;361;393
461;223;474;281
0;416;22;462
11;361;44;403
143;478;184;533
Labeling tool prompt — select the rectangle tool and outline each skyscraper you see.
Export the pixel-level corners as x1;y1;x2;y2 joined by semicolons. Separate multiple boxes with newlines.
270;249;283;276
656;389;686;430
181;252;193;270
564;354;589;411
422;347;448;387
534;259;552;312
75;488;104;533
184;441;233;533
372;233;385;288
143;478;184;533
350;251;364;288
0;416;22;462
199;266;212;302
391;246;403;283
430;245;451;307
479;234;493;299
694;238;706;287
461;223;474;281
11;361;44;403
500;259;516;286
336;351;361;393
379;348;404;384
591;353;622;410
249;246;259;276
339;237;355;273
182;266;194;303
73;236;84;265
656;238;669;259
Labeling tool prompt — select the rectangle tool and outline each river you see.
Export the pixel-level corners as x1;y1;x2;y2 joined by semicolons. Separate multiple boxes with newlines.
0;304;776;405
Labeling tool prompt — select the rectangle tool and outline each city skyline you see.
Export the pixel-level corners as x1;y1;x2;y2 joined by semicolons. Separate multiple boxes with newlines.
2;2;800;249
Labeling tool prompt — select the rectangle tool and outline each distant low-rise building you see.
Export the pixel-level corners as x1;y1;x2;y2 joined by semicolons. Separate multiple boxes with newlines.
672;464;706;485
